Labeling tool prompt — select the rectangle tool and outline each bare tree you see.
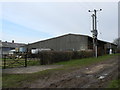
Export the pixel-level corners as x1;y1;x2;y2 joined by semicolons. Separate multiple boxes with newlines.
113;38;120;45
113;37;120;52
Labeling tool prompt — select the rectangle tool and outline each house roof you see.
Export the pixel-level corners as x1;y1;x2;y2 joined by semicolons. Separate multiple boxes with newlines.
1;41;26;48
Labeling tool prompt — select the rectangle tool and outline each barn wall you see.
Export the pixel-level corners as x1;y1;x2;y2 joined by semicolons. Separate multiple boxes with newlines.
27;34;88;51
25;34;117;53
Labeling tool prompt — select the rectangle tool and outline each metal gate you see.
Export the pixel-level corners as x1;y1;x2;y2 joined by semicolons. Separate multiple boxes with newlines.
2;53;27;69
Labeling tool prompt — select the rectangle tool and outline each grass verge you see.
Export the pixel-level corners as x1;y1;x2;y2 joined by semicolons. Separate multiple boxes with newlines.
108;79;120;88
53;54;116;67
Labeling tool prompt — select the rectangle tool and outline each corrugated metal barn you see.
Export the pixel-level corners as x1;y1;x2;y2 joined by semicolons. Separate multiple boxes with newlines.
26;34;117;54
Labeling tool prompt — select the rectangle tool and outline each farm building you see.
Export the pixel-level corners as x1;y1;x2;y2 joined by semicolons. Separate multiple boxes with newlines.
0;40;26;55
25;33;117;55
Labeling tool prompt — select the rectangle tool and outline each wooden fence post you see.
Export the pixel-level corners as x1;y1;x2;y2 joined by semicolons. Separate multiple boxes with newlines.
24;53;27;67
3;55;6;69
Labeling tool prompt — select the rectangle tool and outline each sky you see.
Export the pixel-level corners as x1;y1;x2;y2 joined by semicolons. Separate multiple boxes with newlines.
0;0;118;44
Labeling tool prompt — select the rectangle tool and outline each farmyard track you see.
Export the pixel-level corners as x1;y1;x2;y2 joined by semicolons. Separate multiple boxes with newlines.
26;55;119;88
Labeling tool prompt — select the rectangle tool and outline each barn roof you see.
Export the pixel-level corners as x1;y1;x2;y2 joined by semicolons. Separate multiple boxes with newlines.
27;33;117;46
28;33;91;45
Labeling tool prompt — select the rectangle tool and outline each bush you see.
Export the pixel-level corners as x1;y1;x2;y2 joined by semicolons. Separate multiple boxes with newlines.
81;50;94;58
72;50;93;59
39;51;73;65
38;50;94;65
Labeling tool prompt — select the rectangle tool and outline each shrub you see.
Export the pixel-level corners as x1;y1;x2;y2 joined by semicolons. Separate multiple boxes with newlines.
80;50;94;58
72;50;93;59
38;50;93;65
39;51;73;65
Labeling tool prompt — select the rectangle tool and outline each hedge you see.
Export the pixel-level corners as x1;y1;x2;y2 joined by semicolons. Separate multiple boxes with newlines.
31;50;94;65
39;51;73;65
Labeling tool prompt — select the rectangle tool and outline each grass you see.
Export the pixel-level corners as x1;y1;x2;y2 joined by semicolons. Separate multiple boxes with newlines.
2;68;62;88
2;74;29;88
108;79;120;88
53;54;116;68
2;54;118;88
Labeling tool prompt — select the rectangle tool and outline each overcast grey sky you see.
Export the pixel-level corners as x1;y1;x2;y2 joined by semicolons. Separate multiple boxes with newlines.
0;0;118;44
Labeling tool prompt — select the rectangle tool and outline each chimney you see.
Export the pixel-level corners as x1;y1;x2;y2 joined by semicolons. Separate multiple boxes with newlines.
12;40;14;43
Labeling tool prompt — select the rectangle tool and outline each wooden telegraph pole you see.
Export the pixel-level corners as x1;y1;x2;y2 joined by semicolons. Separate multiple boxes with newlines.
88;9;102;58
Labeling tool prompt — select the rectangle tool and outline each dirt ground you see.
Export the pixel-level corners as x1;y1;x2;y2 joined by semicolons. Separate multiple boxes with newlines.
2;65;63;74
24;55;119;88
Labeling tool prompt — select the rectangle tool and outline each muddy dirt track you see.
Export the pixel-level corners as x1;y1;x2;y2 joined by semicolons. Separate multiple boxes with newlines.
25;55;119;88
3;65;63;74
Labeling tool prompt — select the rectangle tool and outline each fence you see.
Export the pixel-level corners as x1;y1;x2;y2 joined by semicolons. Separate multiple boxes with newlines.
2;53;40;69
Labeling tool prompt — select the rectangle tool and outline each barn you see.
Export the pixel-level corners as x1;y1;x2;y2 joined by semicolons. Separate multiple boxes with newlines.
26;33;117;55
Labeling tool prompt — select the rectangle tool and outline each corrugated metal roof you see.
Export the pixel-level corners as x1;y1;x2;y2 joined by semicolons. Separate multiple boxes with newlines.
28;33;91;45
27;33;117;46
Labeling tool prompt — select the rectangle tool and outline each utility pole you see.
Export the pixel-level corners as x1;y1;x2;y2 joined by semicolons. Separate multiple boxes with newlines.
88;9;102;58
